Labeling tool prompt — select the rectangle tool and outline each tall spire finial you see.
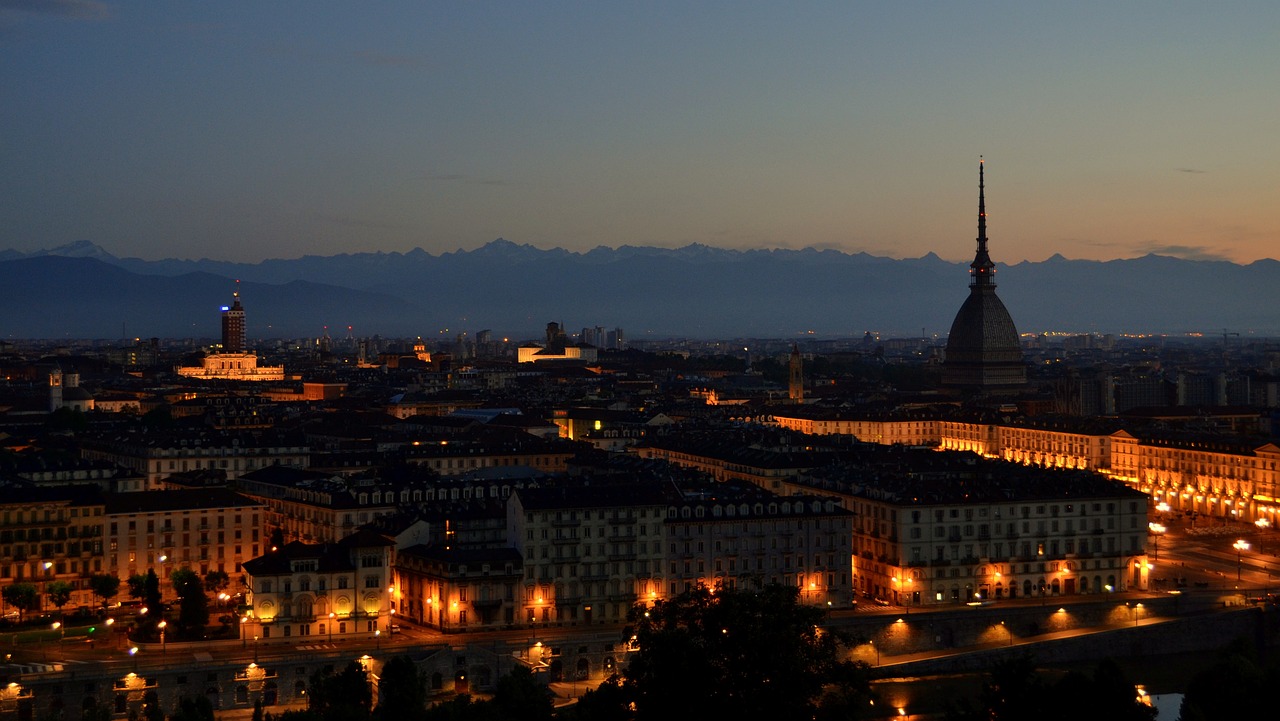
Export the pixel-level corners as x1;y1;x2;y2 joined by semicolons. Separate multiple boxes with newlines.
969;157;995;288
978;156;986;246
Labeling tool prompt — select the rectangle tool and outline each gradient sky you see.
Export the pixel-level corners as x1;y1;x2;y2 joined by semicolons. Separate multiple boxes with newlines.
2;1;1277;264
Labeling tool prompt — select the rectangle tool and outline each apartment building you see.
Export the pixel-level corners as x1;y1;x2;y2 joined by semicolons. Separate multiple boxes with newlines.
104;488;265;582
240;530;396;642
0;485;105;611
79;430;309;491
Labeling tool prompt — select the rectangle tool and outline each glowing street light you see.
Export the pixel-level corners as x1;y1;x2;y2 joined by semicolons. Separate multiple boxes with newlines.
1148;522;1166;560
158;620;167;654
1234;539;1250;580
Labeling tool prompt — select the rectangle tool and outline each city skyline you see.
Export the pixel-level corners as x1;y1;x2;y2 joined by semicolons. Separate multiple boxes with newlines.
3;2;1278;265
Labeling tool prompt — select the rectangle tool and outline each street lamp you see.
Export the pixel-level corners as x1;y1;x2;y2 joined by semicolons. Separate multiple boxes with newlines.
1000;620;1012;647
1148;523;1166;560
129;646;138;672
41;562;53;613
1256;518;1271;555
328;612;335;643
1234;539;1250;581
157;621;167;654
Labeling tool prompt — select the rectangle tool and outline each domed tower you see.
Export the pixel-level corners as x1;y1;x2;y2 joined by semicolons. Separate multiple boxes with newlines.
942;159;1026;390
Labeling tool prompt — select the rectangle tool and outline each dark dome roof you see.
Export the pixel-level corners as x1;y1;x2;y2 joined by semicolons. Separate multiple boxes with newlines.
945;289;1021;363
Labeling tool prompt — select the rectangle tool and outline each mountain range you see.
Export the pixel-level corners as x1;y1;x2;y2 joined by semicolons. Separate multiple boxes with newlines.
2;240;1278;340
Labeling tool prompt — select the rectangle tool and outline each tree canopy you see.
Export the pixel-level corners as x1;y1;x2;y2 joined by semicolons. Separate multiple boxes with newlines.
2;582;40;621
89;573;121;609
617;583;870;721
945;655;1156;721
170;568;209;638
45;580;74;612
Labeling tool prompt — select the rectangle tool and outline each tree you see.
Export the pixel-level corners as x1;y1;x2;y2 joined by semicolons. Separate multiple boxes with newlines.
621;583;854;721
2;582;41;621
171;569;209;638
142;569;162;615
127;574;148;601
308;661;372;721
559;676;631;721
142;691;165;721
170;696;215;721
88;573;121;610
973;654;1048;721
46;580;74;615
1178;639;1276;721
493;665;553;721
374;656;426;720
203;570;230;595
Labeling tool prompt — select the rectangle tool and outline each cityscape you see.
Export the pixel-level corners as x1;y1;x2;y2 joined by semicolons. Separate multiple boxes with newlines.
3;4;1279;721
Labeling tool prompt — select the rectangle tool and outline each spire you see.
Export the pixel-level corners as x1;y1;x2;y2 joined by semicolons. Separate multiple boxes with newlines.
969;157;996;288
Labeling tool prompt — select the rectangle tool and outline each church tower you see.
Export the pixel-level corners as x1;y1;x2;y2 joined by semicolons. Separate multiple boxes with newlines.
942;159;1026;390
221;281;246;353
788;345;804;403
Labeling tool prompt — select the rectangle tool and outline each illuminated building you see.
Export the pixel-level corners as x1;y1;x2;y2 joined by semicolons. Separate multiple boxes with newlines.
235;466;398;544
395;545;523;632
241;530;395;642
175;286;285;381
104;488;265;582
516;321;599;364
767;409;1280;524
663;494;853;606
941;159;1027;390
788;344;804;403
508;485;668;626
799;449;1150;605
0;486;105;612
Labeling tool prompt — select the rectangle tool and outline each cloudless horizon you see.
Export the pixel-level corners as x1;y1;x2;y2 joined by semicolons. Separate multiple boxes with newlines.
3;2;1278;265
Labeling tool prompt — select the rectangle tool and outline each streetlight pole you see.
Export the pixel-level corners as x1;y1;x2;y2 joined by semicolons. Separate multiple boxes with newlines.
328;612;335;644
1235;539;1250;581
1149;523;1165;561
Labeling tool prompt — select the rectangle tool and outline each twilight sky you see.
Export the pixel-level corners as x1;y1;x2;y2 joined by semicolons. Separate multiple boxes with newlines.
2;1;1277;264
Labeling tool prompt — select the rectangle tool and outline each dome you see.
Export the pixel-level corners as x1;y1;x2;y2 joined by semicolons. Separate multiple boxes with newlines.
941;159;1026;389
945;290;1022;364
942;288;1027;388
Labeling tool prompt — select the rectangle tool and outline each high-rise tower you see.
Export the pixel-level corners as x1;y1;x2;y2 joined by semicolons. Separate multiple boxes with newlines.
221;282;246;353
942;159;1026;390
788;344;804;403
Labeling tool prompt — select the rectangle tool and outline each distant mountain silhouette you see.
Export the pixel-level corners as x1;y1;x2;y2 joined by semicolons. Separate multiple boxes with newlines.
0;256;421;339
3;240;1278;339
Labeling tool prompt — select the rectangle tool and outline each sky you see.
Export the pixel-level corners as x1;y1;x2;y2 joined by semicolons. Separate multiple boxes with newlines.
2;1;1277;265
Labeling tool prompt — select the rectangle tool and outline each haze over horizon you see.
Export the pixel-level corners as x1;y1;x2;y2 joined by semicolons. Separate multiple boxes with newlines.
3;2;1278;265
